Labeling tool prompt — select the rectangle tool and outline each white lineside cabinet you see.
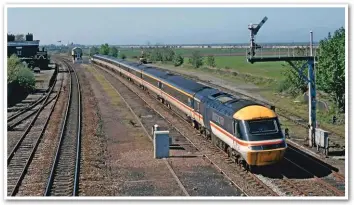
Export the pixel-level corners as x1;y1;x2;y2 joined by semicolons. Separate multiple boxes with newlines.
315;128;329;156
154;130;170;159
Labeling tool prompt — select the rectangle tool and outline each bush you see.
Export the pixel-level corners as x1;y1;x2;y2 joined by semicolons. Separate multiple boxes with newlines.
149;48;163;62
7;55;36;106
162;48;175;62
99;43;110;55
173;54;184;67
277;79;292;93
276;77;306;97
207;55;216;67
8;54;23;81
16;67;36;92
109;47;118;57
190;51;203;68
7;54;35;92
120;53;127;59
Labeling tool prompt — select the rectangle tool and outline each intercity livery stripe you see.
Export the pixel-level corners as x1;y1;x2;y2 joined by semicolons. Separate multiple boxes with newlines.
143;78;203;119
98;58;203;120
99;56;194;98
142;72;194;98
210;121;284;146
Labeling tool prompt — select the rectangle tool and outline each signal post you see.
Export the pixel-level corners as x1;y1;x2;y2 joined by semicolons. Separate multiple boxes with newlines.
246;17;317;147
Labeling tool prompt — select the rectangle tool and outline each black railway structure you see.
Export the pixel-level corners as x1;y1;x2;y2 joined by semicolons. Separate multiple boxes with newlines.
7;33;50;70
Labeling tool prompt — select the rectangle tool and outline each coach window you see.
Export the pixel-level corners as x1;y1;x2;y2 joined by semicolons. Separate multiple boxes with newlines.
196;102;200;112
233;121;242;140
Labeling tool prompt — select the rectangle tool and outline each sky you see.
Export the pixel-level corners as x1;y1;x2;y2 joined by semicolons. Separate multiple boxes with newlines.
7;7;345;45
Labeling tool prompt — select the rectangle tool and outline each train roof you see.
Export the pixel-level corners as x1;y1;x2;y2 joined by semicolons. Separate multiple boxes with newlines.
194;87;220;100
162;74;209;95
143;67;169;78
93;55;255;103
201;91;261;118
125;61;144;70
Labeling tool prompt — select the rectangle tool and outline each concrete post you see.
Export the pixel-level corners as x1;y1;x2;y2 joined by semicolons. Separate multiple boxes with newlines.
308;31;316;147
308;59;316;147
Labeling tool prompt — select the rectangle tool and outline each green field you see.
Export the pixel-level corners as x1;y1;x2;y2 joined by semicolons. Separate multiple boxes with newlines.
118;47;290;58
184;56;287;80
117;48;288;80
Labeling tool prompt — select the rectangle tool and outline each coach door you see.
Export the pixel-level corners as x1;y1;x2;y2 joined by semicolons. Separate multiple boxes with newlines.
193;99;203;125
158;81;164;100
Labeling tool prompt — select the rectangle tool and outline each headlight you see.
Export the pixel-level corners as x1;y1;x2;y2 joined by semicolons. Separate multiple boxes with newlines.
249;141;286;150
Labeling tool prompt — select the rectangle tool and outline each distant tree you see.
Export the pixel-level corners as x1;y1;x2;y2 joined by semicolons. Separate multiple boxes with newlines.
141;50;149;58
173;54;184;67
109;47;118;57
207;55;216;67
120;53;126;59
188;58;193;64
15;34;25;41
190;51;203;68
99;43;110;55
316;27;345;112
149;48;163;62
162;48;175;62
90;46;99;56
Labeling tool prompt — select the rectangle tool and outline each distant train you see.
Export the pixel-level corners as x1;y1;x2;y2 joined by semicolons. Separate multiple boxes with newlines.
91;54;287;171
71;47;83;63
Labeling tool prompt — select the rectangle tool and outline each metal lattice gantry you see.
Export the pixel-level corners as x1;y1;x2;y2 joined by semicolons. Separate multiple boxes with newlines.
246;17;318;148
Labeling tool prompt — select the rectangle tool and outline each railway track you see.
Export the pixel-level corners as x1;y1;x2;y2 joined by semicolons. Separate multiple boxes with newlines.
7;67;62;196
44;59;82;196
283;147;344;196
150;65;345;152
93;63;277;196
259;155;345;196
7;95;59;131
7;94;46;120
8;66;58;121
93;62;345;197
252;142;345;196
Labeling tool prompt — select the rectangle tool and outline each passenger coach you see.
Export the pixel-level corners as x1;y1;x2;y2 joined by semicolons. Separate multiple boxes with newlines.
92;54;287;171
